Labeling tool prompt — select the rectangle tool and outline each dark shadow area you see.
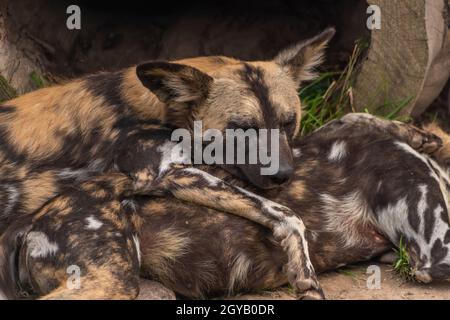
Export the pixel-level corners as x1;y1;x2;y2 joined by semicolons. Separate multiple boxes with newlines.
1;0;369;77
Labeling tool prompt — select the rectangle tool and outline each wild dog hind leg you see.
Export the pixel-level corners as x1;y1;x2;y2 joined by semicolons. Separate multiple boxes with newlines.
316;113;442;154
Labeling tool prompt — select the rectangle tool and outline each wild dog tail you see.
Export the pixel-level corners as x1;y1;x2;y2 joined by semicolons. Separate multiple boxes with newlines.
0;219;31;300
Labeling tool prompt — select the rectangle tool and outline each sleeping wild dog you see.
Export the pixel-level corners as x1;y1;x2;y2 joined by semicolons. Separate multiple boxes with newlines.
132;114;450;298
0;27;335;226
0;113;448;299
0;29;336;299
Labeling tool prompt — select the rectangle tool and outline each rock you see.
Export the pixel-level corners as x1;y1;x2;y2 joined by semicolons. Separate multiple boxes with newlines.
137;280;176;300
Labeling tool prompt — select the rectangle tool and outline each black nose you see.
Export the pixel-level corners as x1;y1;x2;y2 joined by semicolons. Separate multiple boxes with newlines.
271;165;294;185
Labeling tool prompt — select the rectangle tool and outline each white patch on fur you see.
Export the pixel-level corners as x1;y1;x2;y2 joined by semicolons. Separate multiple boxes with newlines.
273;215;306;237
341;113;376;123
431;205;450;266
87;158;107;171
321;191;374;247
27;232;59;258
236;186;316;276
157;141;190;175
121;199;138;212
376;184;450;268
236;186;288;219
133;234;141;265
376;181;383;192
228;253;252;294
309;230;319;241
182;168;220;186
57;159;107;181
292;148;301;158
4;184;19;216
328;141;347;162
394;141;450;217
274;215;315;273
376;196;412;243
85;216;103;230
56;168;89;180
416;185;428;234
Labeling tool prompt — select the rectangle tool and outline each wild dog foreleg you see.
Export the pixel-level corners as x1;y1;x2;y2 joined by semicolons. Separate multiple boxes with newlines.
146;167;323;299
317;113;442;154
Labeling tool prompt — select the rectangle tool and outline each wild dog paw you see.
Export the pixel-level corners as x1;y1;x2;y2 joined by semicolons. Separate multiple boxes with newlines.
283;257;324;300
396;122;443;154
291;278;325;300
298;287;325;300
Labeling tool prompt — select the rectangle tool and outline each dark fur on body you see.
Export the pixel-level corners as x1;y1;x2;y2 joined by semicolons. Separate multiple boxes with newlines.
1;114;448;299
135;115;450;297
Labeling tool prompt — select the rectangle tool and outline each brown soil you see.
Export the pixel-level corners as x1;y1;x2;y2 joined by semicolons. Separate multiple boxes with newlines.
138;262;450;300
234;263;450;300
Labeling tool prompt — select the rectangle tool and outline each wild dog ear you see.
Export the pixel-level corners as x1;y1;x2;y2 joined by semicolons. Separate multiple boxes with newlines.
136;62;213;104
274;27;336;86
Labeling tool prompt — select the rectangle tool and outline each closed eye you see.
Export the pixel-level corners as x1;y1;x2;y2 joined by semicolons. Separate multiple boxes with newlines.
227;120;259;131
282;115;297;132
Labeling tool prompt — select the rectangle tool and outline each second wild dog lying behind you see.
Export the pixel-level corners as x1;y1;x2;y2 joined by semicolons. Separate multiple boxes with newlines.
133;114;450;298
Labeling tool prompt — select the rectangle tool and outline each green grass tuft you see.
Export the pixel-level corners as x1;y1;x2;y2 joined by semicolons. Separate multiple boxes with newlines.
299;41;364;136
393;236;413;281
29;71;50;89
0;74;17;103
299;40;415;135
299;72;343;135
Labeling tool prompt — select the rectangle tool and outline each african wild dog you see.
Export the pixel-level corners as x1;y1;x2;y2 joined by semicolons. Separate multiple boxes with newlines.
0;27;335;226
1;124;324;299
0;28;336;299
0;113;447;299
132;113;450;298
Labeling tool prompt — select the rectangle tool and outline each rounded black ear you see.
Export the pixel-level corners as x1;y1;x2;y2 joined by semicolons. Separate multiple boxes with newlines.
136;61;213;104
274;27;336;86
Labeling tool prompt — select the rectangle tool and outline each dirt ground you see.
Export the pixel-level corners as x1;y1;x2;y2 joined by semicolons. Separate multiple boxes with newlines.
138;261;450;300
234;263;450;300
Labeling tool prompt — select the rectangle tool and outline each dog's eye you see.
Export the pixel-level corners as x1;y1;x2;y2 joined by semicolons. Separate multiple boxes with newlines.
282;117;297;131
227;121;259;131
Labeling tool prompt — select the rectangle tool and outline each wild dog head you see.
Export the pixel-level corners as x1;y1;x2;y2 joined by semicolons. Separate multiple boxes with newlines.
136;28;335;189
